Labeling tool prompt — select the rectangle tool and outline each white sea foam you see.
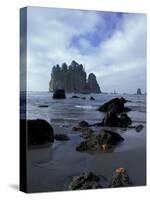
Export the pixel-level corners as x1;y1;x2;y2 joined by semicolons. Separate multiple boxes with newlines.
75;105;94;109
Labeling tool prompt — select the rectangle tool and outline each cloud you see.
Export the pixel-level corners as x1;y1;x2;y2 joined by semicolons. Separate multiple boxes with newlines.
26;7;146;93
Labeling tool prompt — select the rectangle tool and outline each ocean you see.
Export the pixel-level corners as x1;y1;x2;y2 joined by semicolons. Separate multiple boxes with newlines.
22;92;146;192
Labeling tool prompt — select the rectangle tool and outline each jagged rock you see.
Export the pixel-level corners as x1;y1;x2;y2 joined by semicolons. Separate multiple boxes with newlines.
21;119;54;146
102;112;132;128
68;172;101;190
76;129;124;152
55;134;70;141
97;97;131;113
49;61;101;94
118;113;132;127
137;88;142;95
87;73;101;93
111;168;130;187
53;89;66;99
90;96;95;100
120;97;127;103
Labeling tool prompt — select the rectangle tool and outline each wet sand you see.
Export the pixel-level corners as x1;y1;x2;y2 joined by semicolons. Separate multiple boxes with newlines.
27;124;146;193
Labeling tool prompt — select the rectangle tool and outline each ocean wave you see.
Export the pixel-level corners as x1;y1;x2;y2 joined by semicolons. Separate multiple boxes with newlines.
75;105;94;109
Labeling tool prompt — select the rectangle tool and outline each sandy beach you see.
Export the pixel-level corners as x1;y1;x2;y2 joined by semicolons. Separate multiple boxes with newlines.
27;115;146;192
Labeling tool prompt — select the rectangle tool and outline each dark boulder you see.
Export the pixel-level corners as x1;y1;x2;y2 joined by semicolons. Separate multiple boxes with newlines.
72;95;80;98
76;130;124;152
117;113;132;127
55;133;70;141
53;89;66;99
21;119;54;146
136;124;144;132
120;97;127;103
38;105;48;108
111;168;130;187
90;96;95;100
81;97;86;100
97;97;131;113
68;172;101;190
102;111;132;128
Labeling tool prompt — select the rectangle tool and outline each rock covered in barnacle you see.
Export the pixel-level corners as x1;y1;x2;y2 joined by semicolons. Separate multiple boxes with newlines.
111;168;130;187
68;172;102;190
76;129;124;152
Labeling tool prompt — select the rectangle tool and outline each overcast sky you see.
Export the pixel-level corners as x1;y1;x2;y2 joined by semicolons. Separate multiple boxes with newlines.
26;7;147;93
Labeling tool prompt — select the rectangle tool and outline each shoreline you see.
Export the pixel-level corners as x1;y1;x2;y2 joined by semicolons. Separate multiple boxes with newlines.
27;123;146;193
24;93;146;192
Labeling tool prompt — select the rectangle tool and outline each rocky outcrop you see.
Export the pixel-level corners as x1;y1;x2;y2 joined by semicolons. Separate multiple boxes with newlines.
76;129;124;152
111;168;130;187
53;89;66;99
97;97;132;128
49;61;101;93
137;88;142;95
97;97;131;113
87;73;100;93
68;172;101;190
21;119;54;147
90;96;95;100
102;112;132;128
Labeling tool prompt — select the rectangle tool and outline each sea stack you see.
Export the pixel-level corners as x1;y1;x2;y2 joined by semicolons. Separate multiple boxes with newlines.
49;61;101;94
87;73;101;93
137;88;142;95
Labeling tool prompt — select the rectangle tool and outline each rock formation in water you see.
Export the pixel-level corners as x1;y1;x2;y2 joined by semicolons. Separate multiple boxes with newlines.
87;73;100;93
49;60;101;93
137;88;142;95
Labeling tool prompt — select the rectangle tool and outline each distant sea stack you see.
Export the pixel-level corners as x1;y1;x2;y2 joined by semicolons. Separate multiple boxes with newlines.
49;60;101;93
137;88;142;95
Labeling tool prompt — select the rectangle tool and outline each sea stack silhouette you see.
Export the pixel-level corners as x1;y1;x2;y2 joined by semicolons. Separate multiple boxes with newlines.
49;60;101;93
137;88;142;95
